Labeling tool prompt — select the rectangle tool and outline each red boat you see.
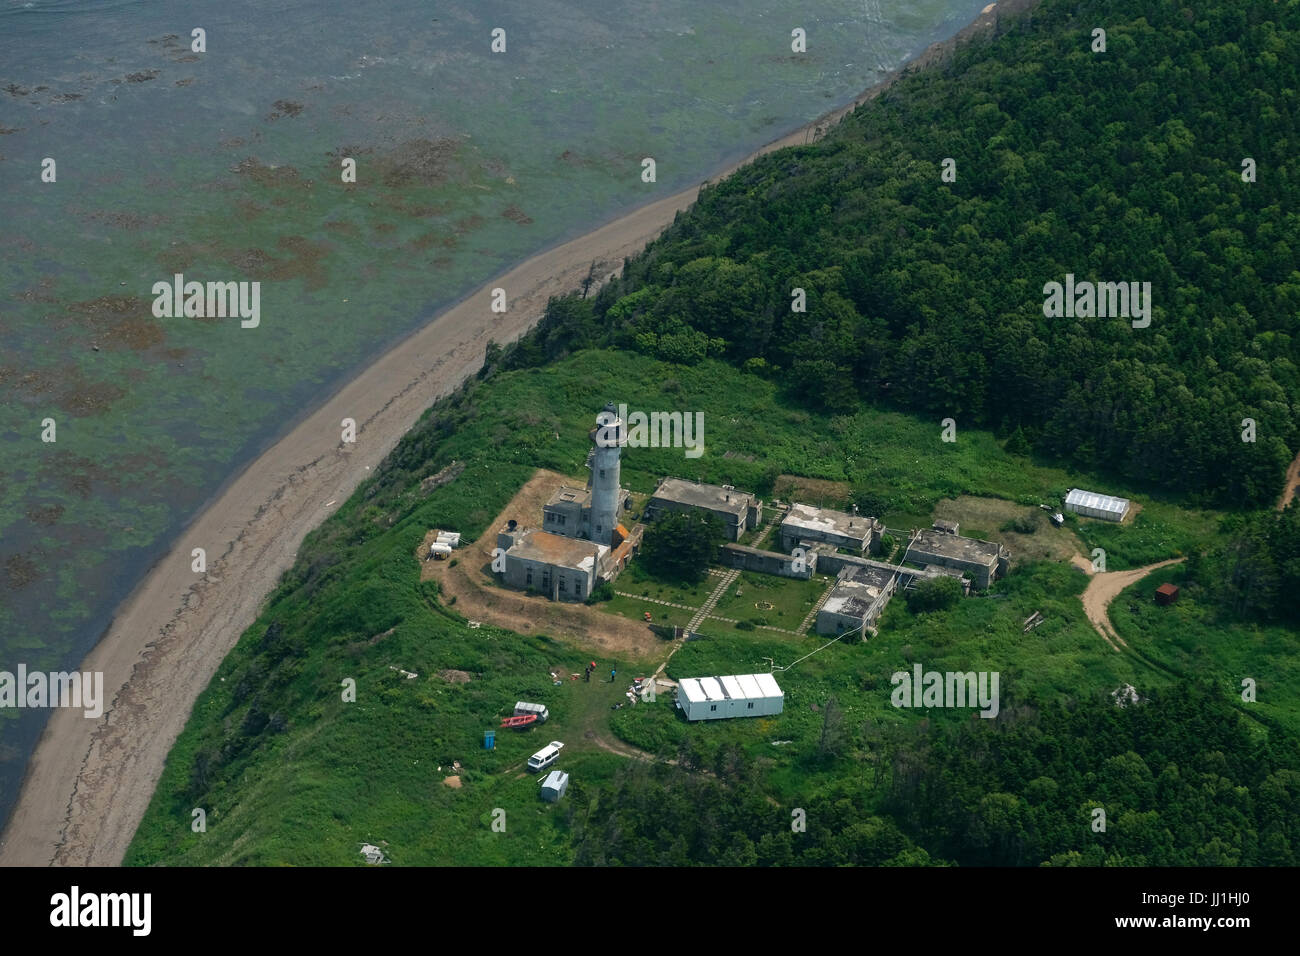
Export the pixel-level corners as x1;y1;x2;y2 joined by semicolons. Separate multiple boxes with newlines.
500;714;538;729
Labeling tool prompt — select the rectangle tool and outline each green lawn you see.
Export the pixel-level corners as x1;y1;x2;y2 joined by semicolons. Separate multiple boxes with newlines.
710;571;832;633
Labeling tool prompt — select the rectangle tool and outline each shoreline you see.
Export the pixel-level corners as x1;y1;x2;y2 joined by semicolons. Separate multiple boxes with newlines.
0;2;1013;867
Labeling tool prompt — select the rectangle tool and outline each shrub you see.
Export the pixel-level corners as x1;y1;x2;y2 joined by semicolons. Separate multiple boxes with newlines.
905;577;963;613
1001;512;1041;534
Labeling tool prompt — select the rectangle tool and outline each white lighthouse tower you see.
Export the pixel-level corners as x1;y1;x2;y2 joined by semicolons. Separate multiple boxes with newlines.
588;401;624;546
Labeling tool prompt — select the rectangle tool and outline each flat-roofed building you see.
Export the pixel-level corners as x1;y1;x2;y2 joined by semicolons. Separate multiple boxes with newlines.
497;526;607;602
904;528;1008;589
644;477;761;541
816;564;898;636
779;502;881;554
542;485;591;537
718;542;816;579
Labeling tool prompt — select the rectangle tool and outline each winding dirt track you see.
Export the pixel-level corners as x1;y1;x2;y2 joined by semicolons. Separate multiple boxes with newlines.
1080;558;1185;651
0;2;1017;868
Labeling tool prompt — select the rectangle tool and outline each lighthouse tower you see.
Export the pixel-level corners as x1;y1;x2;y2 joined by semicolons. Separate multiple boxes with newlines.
588;402;624;546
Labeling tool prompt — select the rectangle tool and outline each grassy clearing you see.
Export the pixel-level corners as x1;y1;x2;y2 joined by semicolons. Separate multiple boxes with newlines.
709;571;831;633
1108;566;1300;737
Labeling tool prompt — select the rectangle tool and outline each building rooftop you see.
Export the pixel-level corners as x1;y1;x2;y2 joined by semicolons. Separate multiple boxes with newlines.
508;530;606;571
546;485;591;508
678;673;781;703
1065;488;1130;516
839;563;898;590
908;528;1003;565
782;502;873;541
822;582;886;620
722;542;793;560
651;477;752;516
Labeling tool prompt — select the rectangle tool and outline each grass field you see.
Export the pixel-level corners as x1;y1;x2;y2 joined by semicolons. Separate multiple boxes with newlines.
709;571;832;633
1108;565;1300;737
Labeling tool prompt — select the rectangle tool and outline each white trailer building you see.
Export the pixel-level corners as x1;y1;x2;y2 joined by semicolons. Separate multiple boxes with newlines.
675;673;783;721
1064;488;1130;522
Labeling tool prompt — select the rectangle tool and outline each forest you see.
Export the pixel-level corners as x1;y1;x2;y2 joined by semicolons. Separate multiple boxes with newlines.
489;0;1300;509
573;684;1299;866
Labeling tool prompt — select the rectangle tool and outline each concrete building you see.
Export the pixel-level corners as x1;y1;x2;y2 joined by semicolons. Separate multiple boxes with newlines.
779;502;881;554
718;542;816;579
816;564;898;637
644;477;761;541
496;526;606;602
802;543;969;591
904;528;1008;589
1065;488;1130;522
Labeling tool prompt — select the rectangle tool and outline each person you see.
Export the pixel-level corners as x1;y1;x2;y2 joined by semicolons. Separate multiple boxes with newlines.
584;667;590;683
610;668;617;682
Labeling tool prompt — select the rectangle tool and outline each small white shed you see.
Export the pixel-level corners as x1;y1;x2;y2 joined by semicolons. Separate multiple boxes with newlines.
540;770;569;802
676;673;783;721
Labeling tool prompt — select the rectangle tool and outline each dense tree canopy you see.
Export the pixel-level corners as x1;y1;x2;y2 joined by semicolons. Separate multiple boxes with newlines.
497;0;1300;508
640;511;725;583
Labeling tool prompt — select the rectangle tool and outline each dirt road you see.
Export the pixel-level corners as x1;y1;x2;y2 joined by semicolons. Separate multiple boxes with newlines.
1080;558;1184;651
1278;450;1300;511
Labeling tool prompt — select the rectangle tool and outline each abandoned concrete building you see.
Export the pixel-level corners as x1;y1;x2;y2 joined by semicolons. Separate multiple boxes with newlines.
779;502;882;555
643;477;762;541
808;545;968;591
496;526;606;601
718;542;816;580
904;528;1009;589
816;564;898;636
542;484;632;543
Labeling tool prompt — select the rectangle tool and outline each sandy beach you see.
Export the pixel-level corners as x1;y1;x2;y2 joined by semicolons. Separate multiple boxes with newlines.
0;3;1012;867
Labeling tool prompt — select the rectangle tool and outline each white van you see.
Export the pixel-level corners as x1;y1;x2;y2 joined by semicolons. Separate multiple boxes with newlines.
527;741;565;772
